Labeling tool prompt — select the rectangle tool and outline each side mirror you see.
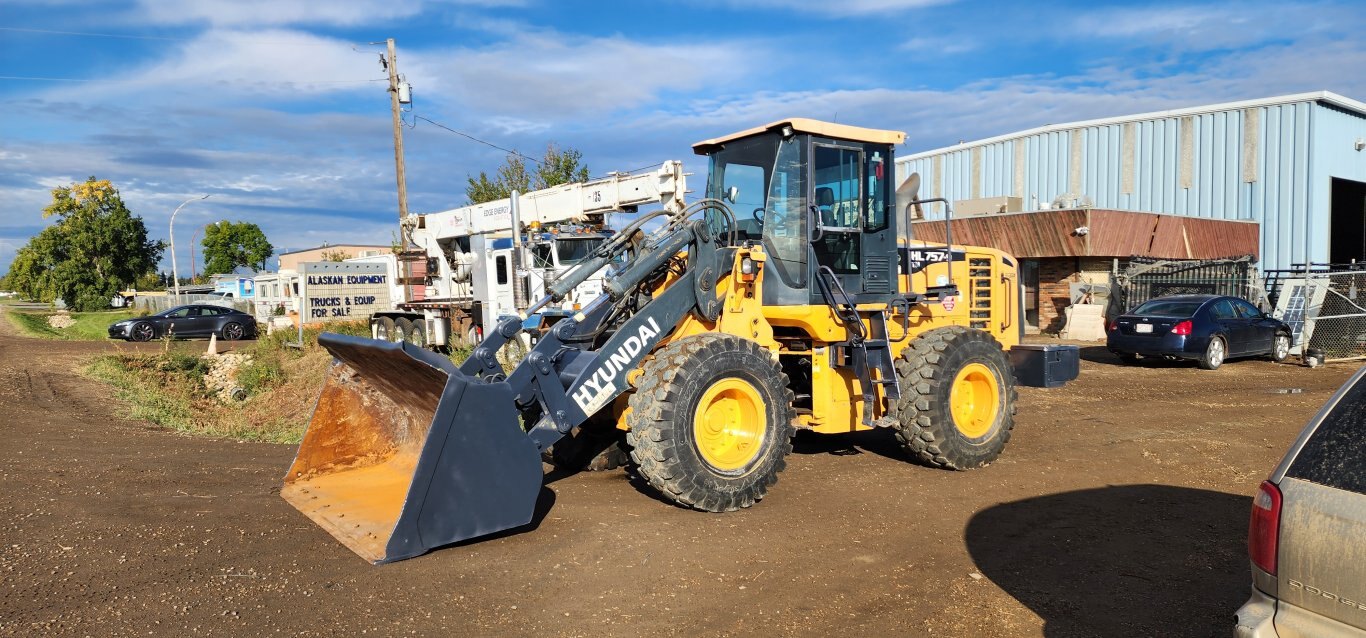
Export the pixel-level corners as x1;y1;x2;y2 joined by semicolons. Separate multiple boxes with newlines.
724;186;739;204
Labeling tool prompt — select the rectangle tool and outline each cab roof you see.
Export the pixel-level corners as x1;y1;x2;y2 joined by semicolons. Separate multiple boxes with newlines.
691;118;906;155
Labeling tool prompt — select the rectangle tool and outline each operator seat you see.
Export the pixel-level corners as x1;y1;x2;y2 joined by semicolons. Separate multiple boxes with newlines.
815;186;836;227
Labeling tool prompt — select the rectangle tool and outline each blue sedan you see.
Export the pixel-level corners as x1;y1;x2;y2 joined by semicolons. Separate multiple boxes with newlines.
1106;294;1292;370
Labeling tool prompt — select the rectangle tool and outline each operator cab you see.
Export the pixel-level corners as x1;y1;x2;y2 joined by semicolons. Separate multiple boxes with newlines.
693;119;904;307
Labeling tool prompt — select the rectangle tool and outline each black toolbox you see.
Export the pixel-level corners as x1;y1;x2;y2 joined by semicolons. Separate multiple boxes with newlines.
1008;344;1080;388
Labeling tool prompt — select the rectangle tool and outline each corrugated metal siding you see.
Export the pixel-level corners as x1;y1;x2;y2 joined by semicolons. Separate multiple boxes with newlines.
914;209;1258;260
1311;105;1366;263
896;98;1355;270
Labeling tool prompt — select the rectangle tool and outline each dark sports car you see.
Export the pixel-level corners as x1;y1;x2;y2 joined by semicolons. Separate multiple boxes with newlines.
1106;294;1291;370
109;304;258;342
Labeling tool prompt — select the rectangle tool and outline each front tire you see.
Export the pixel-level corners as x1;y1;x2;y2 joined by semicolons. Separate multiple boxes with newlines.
1199;336;1226;370
130;322;155;342
1269;333;1290;363
894;327;1017;470
626;334;794;512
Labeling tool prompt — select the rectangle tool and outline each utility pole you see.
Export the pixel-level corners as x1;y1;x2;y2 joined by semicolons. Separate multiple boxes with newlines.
190;225;204;281
386;38;409;221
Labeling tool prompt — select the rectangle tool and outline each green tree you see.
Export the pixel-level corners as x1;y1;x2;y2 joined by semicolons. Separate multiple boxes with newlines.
465;143;590;204
6;178;163;310
201;220;273;275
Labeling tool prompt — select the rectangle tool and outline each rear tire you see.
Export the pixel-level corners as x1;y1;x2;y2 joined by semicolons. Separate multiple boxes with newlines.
1199;336;1226;370
894;327;1016;470
626;334;794;512
404;319;427;348
394;317;414;343
375;317;396;341
221;322;244;341
1269;333;1290;363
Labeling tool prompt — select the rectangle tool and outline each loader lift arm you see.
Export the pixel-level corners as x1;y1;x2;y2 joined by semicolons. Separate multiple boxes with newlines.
463;216;735;452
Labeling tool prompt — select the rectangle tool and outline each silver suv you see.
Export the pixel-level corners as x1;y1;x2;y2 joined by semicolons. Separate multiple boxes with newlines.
1235;368;1366;636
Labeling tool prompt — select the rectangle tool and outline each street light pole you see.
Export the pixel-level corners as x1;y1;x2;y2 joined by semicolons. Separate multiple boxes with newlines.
170;194;210;304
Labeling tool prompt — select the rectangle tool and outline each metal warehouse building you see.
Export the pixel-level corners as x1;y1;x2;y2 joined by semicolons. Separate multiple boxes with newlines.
897;91;1366;331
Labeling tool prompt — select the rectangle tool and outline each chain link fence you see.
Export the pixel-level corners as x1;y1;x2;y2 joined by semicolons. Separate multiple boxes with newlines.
1278;272;1366;361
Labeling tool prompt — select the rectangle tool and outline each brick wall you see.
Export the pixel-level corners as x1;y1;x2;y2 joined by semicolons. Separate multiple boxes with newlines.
1038;257;1079;333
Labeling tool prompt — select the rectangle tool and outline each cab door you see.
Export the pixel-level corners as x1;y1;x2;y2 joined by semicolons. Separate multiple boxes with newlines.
808;141;896;305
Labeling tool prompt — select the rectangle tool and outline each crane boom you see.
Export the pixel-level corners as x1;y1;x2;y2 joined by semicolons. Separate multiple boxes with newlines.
414;161;686;239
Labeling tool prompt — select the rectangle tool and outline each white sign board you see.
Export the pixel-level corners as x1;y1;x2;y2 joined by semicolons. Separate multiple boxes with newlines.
298;262;391;325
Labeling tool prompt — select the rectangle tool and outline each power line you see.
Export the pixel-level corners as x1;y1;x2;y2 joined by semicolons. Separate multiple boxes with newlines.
413;115;543;165
413;114;664;180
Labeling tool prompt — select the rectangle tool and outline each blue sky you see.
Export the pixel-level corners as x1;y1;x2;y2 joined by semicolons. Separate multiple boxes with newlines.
2;0;1364;274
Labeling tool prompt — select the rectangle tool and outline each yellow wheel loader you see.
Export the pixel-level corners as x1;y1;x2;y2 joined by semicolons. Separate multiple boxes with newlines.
282;119;1079;563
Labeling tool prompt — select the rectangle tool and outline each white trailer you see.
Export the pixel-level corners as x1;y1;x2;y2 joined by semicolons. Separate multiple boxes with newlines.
372;161;687;348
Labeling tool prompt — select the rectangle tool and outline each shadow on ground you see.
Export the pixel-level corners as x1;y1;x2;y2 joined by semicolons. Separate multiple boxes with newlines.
966;484;1251;638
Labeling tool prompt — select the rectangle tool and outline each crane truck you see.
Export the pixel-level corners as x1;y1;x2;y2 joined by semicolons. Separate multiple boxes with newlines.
282;118;1080;564
371;161;687;348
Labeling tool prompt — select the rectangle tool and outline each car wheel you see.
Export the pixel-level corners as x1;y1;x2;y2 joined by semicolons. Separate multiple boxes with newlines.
1269;333;1290;363
130;322;155;342
1199;336;1226;370
221;322;245;341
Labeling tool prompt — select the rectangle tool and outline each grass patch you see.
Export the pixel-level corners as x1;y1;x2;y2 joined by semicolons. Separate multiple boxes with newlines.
7;307;139;340
85;319;381;444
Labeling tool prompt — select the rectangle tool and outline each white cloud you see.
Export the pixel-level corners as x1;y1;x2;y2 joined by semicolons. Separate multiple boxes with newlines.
58;29;387;100
407;31;761;123
899;35;976;55
131;0;524;28
706;0;953;16
1073;3;1346;51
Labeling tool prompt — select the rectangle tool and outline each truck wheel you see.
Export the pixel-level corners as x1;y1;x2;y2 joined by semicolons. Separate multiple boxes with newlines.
626;334;794;512
894;326;1016;470
375;317;396;341
404;319;427;348
394;317;413;343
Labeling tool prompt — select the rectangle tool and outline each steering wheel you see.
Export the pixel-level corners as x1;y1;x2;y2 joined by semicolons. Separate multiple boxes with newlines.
752;207;766;229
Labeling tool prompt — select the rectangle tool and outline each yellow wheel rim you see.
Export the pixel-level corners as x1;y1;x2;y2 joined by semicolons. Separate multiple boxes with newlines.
949;363;1000;439
692;378;766;472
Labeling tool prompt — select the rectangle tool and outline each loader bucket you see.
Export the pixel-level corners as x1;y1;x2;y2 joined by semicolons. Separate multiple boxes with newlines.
281;333;543;564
